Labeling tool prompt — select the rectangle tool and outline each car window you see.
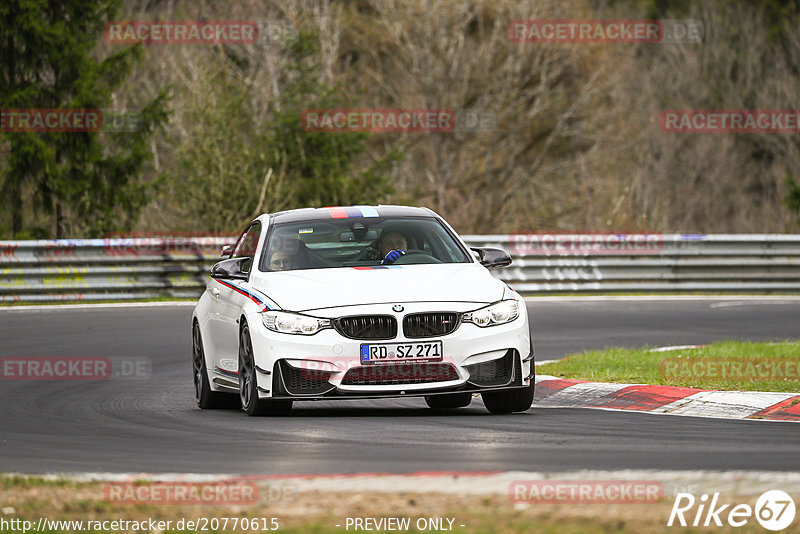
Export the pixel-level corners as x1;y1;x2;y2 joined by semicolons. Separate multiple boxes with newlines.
259;217;470;272
231;222;261;272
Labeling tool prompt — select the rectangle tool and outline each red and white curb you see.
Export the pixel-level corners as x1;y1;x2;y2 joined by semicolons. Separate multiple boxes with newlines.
534;375;800;421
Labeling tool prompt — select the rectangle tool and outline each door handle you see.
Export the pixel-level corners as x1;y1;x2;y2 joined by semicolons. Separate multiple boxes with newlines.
211;287;221;298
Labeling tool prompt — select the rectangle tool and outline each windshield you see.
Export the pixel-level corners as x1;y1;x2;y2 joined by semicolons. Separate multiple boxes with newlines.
259;217;470;272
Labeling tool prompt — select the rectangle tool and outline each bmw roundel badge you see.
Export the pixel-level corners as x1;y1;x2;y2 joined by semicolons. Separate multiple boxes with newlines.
392;304;404;312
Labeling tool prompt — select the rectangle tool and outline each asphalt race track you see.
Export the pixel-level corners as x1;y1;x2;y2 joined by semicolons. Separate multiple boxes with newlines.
1;298;799;475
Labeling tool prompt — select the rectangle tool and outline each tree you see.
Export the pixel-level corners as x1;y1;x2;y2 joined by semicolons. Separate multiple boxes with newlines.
266;29;399;209
0;0;167;238
343;0;619;233
170;26;398;232
785;178;800;227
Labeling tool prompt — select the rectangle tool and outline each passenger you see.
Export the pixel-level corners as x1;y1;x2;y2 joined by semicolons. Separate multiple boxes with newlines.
268;250;294;271
268;237;318;270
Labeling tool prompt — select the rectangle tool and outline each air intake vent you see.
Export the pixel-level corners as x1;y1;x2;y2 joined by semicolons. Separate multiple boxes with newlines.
403;312;460;338
464;350;515;387
341;363;458;386
334;315;397;340
278;360;334;395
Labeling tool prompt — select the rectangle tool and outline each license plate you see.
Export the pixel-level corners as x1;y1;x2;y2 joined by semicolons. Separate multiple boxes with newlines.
360;341;443;365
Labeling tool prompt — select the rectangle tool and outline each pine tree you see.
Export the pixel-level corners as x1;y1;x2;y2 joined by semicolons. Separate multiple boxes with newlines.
0;0;168;238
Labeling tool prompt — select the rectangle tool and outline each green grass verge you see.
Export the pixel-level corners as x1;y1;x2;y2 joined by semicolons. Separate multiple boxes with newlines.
0;475;82;489
536;340;800;392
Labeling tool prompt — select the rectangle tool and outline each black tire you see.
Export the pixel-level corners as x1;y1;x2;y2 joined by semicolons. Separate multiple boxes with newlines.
239;323;293;416
481;382;535;414
425;392;473;410
192;322;234;409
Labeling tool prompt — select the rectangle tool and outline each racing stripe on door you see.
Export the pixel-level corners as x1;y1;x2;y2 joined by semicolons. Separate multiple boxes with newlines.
216;279;273;311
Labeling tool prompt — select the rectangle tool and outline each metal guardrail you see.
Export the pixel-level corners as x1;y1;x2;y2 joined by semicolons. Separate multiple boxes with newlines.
1;234;799;302
0;237;230;303
471;234;800;293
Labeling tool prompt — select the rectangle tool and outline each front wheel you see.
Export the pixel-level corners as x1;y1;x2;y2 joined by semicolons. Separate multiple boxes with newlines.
481;382;535;414
425;392;473;410
239;323;292;416
193;323;234;409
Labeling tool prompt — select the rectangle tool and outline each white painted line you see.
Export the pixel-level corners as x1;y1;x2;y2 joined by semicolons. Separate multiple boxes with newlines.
649;345;706;352
710;300;800;308
534;359;561;366
535;374;565;383
0;301;196;312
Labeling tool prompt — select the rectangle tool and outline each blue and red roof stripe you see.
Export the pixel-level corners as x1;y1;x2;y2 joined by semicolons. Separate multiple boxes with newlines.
326;206;349;219
324;206;380;219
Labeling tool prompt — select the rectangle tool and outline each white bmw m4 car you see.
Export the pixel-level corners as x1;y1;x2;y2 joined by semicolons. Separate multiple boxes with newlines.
192;205;534;416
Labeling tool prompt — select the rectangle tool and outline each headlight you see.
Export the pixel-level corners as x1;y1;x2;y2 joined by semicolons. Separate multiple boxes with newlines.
261;311;332;335
462;300;519;327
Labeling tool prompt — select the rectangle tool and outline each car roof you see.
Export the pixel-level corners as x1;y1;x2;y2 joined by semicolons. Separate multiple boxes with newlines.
266;205;436;224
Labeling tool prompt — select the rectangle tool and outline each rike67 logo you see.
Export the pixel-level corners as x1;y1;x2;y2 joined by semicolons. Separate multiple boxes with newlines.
668;490;796;531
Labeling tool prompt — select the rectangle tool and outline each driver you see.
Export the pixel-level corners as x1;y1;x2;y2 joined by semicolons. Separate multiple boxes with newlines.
377;230;407;265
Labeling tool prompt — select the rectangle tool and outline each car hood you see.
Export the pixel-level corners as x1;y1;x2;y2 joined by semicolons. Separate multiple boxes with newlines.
250;263;506;312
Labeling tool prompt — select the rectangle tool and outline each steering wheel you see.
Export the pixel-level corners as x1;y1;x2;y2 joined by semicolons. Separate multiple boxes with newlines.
391;249;442;265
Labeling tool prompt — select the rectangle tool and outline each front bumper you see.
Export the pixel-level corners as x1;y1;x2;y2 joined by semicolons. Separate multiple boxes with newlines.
244;301;533;400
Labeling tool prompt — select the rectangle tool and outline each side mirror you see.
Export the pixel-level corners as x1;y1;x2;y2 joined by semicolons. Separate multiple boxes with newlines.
220;244;233;258
471;247;512;269
210;257;249;280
